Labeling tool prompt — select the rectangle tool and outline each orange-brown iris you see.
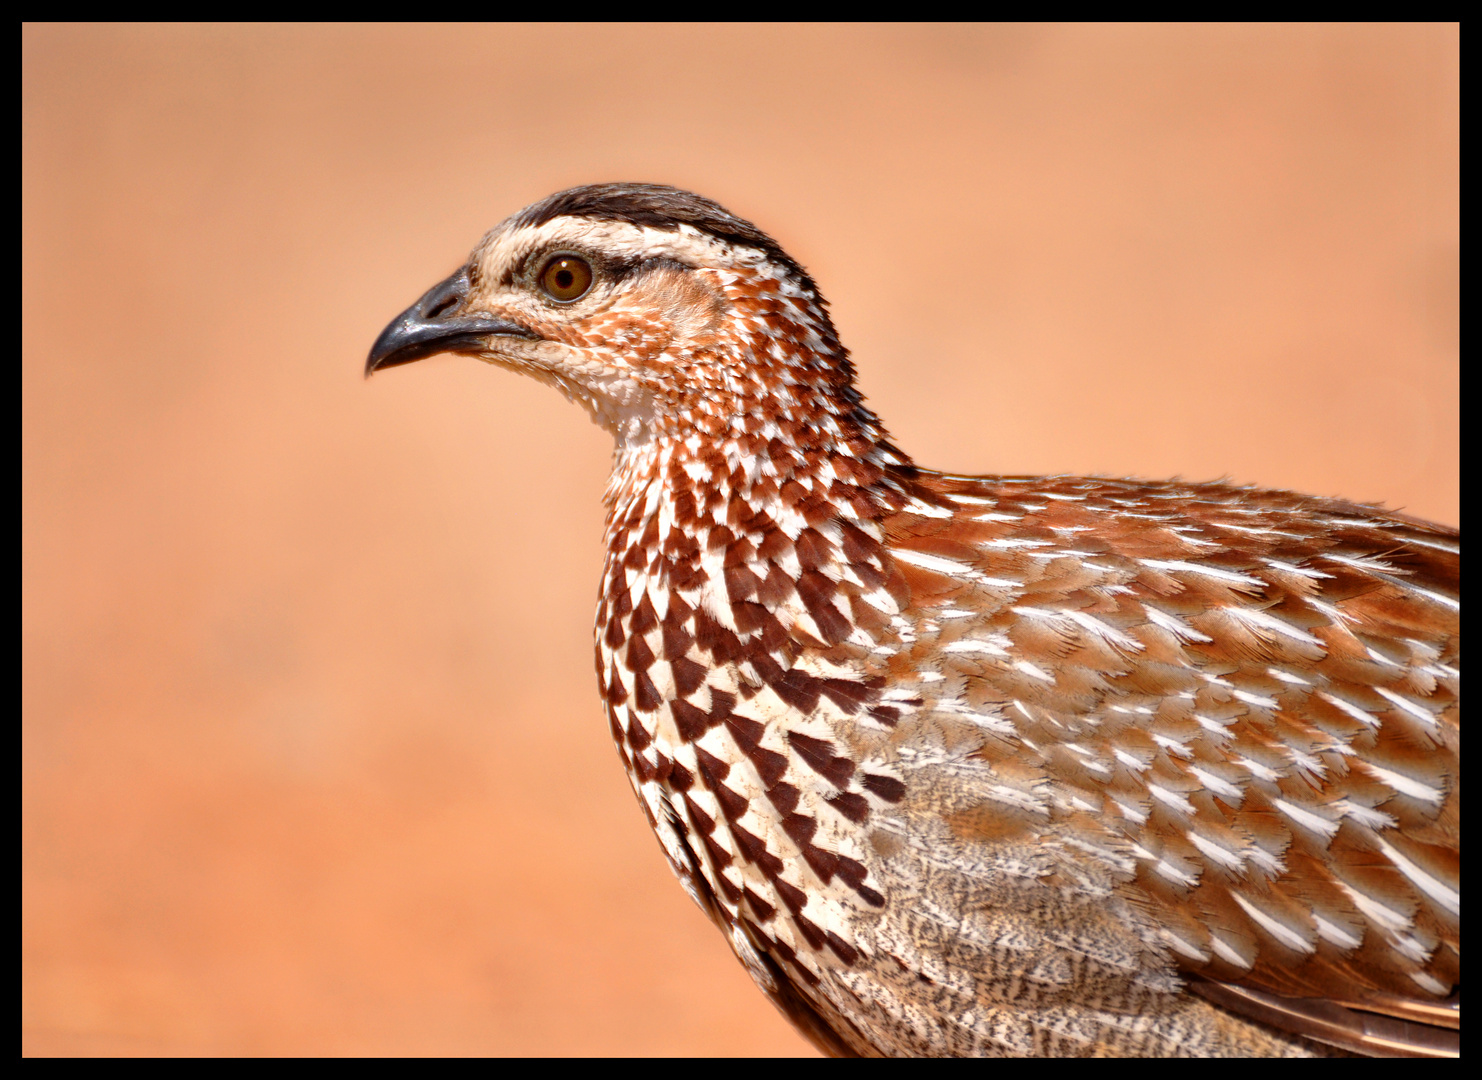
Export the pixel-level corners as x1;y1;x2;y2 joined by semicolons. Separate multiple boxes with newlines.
540;255;593;302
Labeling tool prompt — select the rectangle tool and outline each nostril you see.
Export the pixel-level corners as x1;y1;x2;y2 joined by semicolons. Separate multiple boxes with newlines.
427;294;460;319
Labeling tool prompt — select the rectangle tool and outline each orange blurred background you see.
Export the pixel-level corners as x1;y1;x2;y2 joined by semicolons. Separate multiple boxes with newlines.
23;25;1457;1056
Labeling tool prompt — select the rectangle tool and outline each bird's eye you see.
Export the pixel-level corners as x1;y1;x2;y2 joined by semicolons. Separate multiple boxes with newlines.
540;255;593;302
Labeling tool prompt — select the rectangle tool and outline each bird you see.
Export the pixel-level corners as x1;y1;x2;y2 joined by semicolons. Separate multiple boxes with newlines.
366;183;1459;1057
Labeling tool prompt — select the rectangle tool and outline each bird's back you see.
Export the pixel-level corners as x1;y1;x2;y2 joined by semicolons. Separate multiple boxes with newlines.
773;470;1459;1054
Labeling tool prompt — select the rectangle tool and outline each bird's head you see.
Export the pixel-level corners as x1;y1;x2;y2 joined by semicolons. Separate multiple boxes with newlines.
367;184;871;451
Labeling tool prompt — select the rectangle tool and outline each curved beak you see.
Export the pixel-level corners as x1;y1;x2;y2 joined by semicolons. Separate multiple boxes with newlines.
365;267;538;377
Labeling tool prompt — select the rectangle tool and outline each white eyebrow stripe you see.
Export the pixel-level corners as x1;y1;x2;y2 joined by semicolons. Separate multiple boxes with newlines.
493;216;760;273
